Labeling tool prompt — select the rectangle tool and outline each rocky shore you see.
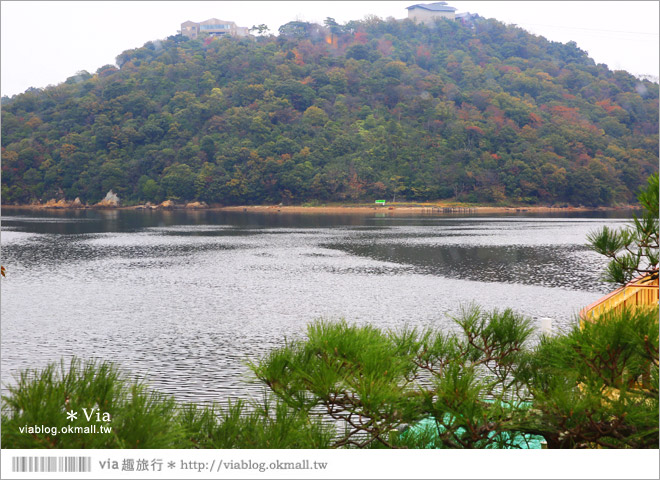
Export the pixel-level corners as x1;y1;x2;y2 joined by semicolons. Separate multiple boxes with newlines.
8;190;210;211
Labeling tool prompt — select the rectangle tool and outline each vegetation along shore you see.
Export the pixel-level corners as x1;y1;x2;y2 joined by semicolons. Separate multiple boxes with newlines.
3;200;640;215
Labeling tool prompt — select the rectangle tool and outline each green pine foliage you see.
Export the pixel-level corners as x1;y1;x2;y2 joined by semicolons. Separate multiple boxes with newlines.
588;173;659;284
249;307;539;449
0;358;333;448
1;358;184;448
251;305;659;449
515;307;659;448
1;16;657;206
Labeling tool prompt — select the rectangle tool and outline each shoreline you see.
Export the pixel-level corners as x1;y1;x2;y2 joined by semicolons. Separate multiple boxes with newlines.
2;203;640;216
215;204;634;215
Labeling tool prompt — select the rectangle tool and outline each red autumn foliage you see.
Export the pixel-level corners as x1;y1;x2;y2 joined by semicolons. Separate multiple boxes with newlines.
466;125;485;136
377;38;393;56
292;48;304;66
528;112;543;125
354;31;368;44
595;100;626;114
416;45;431;59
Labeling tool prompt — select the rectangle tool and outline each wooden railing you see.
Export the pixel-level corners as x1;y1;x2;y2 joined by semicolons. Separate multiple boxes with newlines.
580;273;659;323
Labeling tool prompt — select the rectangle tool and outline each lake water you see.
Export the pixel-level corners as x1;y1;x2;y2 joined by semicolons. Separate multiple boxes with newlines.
0;208;631;405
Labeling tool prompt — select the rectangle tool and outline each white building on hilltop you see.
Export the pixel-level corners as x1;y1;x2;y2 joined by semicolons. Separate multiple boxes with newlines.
406;2;457;24
180;19;249;39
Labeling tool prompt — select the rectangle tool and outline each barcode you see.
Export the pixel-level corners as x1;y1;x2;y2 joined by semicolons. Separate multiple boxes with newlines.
11;456;92;473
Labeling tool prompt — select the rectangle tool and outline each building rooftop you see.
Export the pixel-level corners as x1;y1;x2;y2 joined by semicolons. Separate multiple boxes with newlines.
406;2;457;12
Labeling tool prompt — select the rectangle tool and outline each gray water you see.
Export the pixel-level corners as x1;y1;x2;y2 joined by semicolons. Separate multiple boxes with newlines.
0;208;631;405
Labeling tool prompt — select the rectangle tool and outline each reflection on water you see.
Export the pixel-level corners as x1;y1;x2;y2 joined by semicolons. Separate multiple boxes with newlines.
1;208;631;405
326;243;605;291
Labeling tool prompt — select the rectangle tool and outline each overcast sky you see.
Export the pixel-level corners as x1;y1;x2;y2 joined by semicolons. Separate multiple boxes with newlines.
1;1;658;97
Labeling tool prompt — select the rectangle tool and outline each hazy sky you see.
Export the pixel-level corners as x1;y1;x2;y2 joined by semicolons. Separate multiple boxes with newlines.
1;1;658;97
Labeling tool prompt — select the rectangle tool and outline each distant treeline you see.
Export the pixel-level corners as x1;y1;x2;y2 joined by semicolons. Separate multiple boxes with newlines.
2;16;658;206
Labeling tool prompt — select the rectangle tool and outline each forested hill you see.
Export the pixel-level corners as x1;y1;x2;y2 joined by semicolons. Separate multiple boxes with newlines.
2;16;658;207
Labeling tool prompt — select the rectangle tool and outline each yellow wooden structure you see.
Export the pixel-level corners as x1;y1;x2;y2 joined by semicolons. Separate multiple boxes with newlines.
580;272;659;324
578;271;658;408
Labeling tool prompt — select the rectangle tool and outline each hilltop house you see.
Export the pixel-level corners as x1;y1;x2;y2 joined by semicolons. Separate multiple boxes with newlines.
406;2;457;24
180;19;249;39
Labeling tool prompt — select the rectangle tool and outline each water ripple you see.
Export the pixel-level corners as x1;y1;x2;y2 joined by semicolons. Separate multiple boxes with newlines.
1;209;629;405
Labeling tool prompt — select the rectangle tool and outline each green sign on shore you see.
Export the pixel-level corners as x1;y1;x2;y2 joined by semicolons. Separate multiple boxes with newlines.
375;200;386;205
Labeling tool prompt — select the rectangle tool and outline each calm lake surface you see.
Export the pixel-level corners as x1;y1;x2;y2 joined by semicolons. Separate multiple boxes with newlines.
1;207;632;405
